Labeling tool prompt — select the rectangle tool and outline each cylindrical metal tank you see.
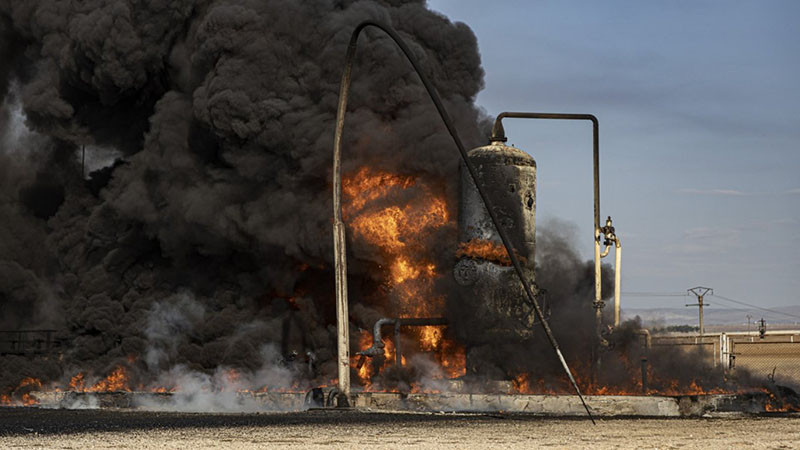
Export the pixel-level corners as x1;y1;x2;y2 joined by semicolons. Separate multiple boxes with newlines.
453;138;538;349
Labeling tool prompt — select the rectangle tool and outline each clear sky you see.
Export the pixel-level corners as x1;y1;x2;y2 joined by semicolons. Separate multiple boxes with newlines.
427;0;800;309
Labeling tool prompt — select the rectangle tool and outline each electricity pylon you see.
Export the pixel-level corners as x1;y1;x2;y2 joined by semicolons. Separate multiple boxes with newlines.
686;286;713;336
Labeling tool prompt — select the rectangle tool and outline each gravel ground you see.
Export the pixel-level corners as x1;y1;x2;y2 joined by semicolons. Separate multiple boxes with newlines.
0;408;798;449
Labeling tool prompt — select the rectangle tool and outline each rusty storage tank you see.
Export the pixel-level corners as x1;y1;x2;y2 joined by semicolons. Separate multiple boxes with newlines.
453;137;538;367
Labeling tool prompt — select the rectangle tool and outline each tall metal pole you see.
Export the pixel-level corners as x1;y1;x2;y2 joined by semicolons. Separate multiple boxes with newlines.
331;32;358;405
332;22;595;423
687;287;713;336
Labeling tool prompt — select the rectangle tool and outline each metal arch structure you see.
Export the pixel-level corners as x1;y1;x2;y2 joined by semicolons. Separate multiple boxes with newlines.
331;20;594;423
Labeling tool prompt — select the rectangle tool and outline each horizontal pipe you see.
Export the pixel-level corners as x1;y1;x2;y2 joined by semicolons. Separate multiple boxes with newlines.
491;112;599;231
358;318;448;359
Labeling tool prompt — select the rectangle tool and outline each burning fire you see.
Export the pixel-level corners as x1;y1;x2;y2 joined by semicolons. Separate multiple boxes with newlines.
343;167;465;388
0;171;794;407
456;238;524;266
0;377;42;406
64;366;132;393
87;366;131;392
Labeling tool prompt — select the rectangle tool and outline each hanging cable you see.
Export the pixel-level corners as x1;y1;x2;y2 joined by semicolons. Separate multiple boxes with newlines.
710;294;800;320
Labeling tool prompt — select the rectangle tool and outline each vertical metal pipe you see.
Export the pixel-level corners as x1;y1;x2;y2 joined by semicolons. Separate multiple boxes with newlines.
614;239;622;327
640;357;648;394
592;120;602;339
331;32;360;405
394;325;402;366
594;232;603;336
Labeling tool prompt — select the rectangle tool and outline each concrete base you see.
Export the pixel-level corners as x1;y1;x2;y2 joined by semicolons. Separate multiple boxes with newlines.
353;393;680;416
30;391;310;411
27;390;782;417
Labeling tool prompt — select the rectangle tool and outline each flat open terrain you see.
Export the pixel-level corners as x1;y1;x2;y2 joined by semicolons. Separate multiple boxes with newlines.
0;408;798;449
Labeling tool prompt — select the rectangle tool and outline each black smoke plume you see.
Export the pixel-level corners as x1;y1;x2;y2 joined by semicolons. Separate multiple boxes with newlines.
0;0;774;402
0;0;484;394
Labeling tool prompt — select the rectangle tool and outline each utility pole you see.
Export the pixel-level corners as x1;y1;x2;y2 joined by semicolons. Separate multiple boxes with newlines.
686;286;713;336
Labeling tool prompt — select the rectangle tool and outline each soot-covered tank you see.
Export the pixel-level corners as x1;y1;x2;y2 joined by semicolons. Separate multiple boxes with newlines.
453;137;538;363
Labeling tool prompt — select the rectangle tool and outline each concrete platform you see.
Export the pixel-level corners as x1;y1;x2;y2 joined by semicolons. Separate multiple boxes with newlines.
26;390;780;417
354;392;681;416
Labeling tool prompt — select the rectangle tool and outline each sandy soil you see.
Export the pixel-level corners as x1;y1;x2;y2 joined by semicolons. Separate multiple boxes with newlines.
0;409;798;449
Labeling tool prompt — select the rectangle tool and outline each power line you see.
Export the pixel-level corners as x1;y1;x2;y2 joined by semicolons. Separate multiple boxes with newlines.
622;292;687;297
621;291;800;322
710;294;800;320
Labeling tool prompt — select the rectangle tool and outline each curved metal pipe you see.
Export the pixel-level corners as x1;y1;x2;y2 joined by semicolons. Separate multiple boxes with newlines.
492;113;605;342
358;317;449;363
358;318;396;358
491;112;599;231
331;21;593;422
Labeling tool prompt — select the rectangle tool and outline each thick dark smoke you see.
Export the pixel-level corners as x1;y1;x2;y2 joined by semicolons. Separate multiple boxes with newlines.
450;220;766;394
0;0;772;402
0;0;485;393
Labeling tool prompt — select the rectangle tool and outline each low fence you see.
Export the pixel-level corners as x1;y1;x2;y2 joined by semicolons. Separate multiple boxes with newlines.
652;331;800;385
0;330;64;355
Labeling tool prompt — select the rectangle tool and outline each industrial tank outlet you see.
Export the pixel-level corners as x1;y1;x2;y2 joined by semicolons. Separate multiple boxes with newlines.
453;138;538;359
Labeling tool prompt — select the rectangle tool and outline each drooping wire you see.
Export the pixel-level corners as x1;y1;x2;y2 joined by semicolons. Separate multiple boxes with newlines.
621;291;799;321
622;292;687;297
710;294;800;321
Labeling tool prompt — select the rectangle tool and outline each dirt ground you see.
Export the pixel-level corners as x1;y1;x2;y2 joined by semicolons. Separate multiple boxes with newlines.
0;409;798;449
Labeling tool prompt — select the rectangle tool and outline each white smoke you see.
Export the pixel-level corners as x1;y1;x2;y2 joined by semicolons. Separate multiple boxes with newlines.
144;292;206;371
134;293;302;412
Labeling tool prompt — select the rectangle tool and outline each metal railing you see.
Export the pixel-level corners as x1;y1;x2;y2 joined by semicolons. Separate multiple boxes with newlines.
0;330;64;355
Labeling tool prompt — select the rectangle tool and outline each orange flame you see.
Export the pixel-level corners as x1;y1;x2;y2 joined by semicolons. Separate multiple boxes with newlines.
342;167;466;390
351;329;375;390
342;167;465;388
87;366;131;392
69;372;86;391
0;377;43;406
456;238;527;266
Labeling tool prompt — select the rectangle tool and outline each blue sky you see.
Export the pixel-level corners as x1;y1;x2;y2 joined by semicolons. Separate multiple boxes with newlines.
427;0;800;309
